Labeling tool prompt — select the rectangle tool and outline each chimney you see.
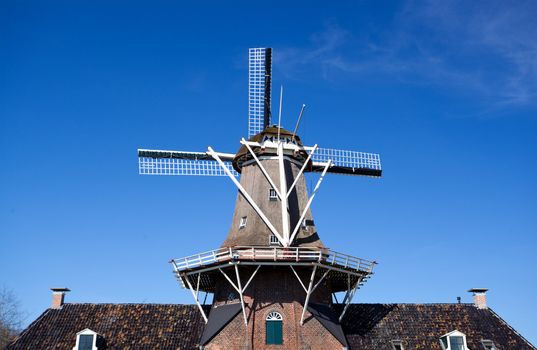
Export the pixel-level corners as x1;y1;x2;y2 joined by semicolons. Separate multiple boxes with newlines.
50;288;70;309
468;288;488;309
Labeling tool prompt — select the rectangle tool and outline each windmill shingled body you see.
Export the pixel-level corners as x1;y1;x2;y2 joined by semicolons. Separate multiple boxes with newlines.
223;127;323;248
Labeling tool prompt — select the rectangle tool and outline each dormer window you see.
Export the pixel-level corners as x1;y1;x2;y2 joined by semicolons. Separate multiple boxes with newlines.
440;330;470;350
481;340;498;350
268;188;278;201
73;329;99;350
239;216;247;229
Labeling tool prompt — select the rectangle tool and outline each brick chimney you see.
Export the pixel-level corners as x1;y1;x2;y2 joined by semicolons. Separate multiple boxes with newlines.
468;288;488;309
50;288;70;309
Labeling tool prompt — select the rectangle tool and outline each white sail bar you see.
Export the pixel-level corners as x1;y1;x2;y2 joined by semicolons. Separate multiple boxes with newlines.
208;146;286;246
240;138;282;199
289;160;331;245
248;48;272;138
312;147;382;177
138;149;238;176
183;272;209;323
339;276;364;322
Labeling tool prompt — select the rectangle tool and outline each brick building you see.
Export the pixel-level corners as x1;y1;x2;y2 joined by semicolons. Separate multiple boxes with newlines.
6;291;536;349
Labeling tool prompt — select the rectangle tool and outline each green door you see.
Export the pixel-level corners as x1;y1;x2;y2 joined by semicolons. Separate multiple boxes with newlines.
266;320;283;345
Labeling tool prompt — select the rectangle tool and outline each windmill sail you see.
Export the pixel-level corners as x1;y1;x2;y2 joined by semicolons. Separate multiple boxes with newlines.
138;149;238;176
311;147;382;177
248;48;272;138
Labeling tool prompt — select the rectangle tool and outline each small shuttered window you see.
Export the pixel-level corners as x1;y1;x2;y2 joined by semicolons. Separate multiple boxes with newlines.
239;216;247;229
269;234;280;246
268;188;278;201
265;312;283;345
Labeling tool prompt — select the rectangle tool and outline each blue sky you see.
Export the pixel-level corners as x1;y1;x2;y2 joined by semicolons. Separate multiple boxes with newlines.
1;0;536;344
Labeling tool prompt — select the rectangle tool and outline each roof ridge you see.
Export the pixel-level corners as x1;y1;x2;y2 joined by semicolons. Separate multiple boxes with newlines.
60;302;476;306
6;308;51;348
487;307;537;350
62;302;199;306
346;303;475;306
394;303;474;305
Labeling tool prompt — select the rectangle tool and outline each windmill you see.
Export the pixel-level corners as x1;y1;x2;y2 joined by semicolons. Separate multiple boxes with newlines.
138;48;382;349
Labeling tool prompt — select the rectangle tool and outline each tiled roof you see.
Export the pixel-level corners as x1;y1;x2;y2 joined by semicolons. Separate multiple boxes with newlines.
7;303;535;350
6;304;206;350
340;303;536;350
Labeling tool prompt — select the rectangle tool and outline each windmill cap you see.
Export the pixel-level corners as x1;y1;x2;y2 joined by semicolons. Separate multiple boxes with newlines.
233;126;309;172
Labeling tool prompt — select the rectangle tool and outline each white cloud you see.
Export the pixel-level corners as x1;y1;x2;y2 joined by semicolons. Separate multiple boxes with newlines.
276;1;537;108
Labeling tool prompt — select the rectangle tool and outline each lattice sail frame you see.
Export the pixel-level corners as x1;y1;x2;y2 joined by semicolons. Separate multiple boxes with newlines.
138;149;238;177
137;143;382;178
139;157;238;176
248;48;272;138
312;147;382;173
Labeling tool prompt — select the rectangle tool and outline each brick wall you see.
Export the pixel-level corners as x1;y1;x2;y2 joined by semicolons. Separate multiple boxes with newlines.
205;267;344;350
473;293;487;309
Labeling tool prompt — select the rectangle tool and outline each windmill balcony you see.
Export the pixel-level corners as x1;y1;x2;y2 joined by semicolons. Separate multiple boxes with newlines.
171;246;375;272
170;246;376;293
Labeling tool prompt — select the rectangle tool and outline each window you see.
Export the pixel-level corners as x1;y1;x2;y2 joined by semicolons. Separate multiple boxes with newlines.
481;340;498;350
301;219;314;232
390;340;405;350
265;311;283;345
73;329;98;350
269;234;280;246
79;335;94;350
268;188;278;201
450;336;465;350
440;331;469;350
239;216;247;229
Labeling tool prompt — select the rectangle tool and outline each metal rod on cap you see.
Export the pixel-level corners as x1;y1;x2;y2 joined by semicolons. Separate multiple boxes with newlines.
292;104;306;141
277;85;283;140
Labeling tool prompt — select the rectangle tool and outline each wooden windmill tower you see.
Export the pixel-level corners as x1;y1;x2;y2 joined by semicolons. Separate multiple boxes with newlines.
138;48;382;350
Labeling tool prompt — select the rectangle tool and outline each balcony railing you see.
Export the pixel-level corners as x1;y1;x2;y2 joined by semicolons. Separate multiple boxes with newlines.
170;246;375;274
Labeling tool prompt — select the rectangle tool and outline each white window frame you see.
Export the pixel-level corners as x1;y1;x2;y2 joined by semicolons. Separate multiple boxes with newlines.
72;328;98;350
439;330;470;350
268;188;278;201
481;340;498;350
390;340;405;350
266;311;283;321
239;216;247;229
269;234;280;246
